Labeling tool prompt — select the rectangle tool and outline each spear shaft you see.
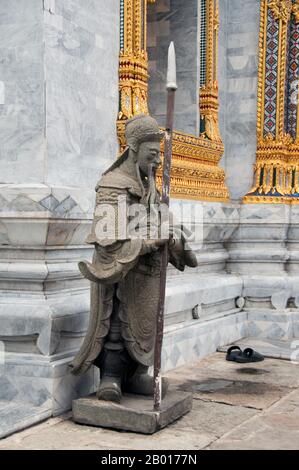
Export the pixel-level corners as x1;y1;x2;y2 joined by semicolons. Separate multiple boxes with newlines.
153;42;177;412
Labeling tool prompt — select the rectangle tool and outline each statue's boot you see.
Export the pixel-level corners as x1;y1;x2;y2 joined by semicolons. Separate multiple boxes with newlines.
183;249;198;268
124;365;169;398
97;375;122;403
97;343;125;403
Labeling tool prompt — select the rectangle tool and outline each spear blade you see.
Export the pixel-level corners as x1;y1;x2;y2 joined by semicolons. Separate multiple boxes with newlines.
166;41;178;92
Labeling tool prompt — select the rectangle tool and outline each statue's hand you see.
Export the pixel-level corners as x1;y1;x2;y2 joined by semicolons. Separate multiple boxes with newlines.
142;239;168;254
154;238;169;248
168;235;198;268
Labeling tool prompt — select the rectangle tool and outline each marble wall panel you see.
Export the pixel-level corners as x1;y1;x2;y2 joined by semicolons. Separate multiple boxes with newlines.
147;0;199;135
219;0;260;200
44;0;120;190
0;0;45;184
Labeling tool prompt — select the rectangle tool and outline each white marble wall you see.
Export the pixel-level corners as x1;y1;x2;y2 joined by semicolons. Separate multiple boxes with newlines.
0;0;119;189
148;0;199;134
219;0;260;200
44;0;120;188
227;203;299;340
0;0;45;184
0;0;120;437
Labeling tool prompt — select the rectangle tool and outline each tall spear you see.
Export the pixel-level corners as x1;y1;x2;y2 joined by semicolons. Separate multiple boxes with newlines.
153;42;177;411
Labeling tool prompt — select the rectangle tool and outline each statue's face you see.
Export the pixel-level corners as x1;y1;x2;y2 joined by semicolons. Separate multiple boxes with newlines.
137;141;161;176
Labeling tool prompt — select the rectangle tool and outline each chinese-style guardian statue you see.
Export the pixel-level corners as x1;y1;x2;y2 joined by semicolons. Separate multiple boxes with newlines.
70;114;197;402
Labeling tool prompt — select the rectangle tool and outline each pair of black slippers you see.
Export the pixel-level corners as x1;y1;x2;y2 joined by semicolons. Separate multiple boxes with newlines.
226;345;264;363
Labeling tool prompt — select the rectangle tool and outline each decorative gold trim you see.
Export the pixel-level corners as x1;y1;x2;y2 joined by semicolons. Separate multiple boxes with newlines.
206;0;214;84
118;0;149;120
243;195;289;204
199;0;222;142
257;0;268;136
199;82;222;142
292;0;299;22
117;0;229;202
277;12;289;137
243;133;291;202
276;17;283;137
268;0;292;22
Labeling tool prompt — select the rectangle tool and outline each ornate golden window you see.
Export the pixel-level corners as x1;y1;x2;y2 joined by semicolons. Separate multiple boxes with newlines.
117;0;229;201
244;0;299;204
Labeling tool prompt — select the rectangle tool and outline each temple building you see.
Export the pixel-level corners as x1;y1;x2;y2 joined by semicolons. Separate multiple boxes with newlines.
0;0;299;437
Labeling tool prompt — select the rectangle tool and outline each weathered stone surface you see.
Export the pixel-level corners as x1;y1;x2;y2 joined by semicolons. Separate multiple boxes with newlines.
166;353;296;409
73;390;193;435
209;389;299;450
169;398;256;437
0;416;212;450
167;352;299;388
1;353;299;450
176;378;289;410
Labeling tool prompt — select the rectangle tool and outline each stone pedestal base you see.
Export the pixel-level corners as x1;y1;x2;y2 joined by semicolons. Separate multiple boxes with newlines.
72;390;192;434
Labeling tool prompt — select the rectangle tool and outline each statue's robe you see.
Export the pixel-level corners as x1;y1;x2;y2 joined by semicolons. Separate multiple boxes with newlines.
70;166;160;375
70;166;188;376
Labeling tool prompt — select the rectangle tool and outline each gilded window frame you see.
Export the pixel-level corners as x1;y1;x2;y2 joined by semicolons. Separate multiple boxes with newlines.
244;0;299;204
117;0;229;202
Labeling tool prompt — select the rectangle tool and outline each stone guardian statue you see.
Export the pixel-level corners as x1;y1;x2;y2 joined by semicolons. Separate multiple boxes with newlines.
70;114;197;403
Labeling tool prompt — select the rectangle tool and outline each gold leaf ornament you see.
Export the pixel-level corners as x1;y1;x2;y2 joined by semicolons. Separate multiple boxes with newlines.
268;0;292;23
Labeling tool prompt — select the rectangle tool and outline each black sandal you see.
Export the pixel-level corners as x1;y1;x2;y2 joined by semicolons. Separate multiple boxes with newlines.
226;346;264;363
226;345;242;361
241;347;264;363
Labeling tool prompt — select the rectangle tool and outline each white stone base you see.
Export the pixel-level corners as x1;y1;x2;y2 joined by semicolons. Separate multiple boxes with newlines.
2;196;299;439
0;271;244;439
0;401;52;440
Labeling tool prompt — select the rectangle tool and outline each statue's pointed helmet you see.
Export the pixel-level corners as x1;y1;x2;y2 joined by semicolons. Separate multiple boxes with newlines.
125;114;164;152
103;114;164;175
